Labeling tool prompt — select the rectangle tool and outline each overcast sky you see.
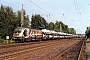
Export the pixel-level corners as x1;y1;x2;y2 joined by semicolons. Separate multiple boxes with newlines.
0;0;90;34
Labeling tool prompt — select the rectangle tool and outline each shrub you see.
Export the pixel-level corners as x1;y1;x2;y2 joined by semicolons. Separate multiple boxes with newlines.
0;37;4;43
87;38;90;43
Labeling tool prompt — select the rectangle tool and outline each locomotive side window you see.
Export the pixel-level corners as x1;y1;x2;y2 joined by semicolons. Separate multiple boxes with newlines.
23;29;30;36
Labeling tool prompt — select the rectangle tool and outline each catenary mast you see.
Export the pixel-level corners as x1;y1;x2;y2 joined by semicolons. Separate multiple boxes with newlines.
21;4;24;27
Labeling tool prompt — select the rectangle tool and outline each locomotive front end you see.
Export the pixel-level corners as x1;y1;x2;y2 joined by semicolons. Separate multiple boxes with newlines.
12;27;25;41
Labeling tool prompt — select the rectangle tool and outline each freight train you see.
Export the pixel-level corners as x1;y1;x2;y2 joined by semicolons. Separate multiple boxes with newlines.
12;27;78;42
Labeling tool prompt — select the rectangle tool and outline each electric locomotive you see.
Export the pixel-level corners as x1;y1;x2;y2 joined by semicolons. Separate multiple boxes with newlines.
12;27;43;42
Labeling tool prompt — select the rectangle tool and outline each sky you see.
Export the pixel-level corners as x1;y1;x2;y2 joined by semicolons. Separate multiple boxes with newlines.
0;0;90;34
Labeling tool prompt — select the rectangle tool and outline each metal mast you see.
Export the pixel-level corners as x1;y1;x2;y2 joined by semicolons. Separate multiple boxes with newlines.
21;4;24;27
60;24;62;32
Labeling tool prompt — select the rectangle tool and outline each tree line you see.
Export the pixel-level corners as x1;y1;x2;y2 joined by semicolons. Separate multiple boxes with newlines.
0;5;76;39
31;14;76;34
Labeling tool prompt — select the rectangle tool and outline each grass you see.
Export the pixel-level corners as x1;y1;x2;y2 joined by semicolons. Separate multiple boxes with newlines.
0;38;15;44
86;38;90;43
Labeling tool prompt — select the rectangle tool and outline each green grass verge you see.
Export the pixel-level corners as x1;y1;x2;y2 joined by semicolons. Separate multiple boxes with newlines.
86;38;90;43
0;38;15;44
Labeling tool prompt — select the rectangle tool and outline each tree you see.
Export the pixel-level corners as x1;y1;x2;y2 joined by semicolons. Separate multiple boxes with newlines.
69;28;76;34
41;17;48;29
48;22;54;30
0;5;17;39
23;15;30;27
0;5;30;39
54;21;59;32
16;10;30;27
31;14;47;29
16;11;21;27
54;21;64;32
0;5;6;39
85;27;90;38
31;14;40;29
54;21;76;34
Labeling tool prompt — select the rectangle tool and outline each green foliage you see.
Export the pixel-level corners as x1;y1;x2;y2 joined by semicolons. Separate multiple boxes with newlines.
31;14;47;29
0;37;4;43
0;5;30;39
0;5;16;39
68;28;76;34
31;14;76;34
86;38;90;43
48;22;54;30
54;21;61;32
85;27;90;38
17;10;30;27
23;15;30;27
53;21;76;34
0;38;15;44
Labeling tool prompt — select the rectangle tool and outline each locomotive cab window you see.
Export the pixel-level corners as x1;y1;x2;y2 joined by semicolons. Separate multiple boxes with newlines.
14;28;22;33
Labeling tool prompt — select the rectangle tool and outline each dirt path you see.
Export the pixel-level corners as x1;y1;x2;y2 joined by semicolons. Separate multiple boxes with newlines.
86;43;90;60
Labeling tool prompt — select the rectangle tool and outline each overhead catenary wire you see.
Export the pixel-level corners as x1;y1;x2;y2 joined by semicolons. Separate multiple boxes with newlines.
42;0;80;32
28;0;59;20
1;0;39;15
73;0;80;20
0;0;42;20
42;0;62;15
29;0;81;33
42;0;67;22
0;0;89;34
0;0;54;23
73;0;85;34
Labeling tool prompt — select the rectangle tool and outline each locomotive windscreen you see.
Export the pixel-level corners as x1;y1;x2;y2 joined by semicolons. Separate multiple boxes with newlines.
14;29;21;33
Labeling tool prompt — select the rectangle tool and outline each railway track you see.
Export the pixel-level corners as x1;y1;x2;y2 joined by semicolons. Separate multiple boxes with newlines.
1;43;65;60
0;38;85;60
0;41;47;49
0;39;71;60
53;39;85;60
0;38;78;49
0;40;55;50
